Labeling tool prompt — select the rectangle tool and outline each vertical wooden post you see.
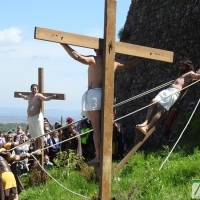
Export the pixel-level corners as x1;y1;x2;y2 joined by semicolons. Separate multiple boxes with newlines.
100;0;116;199
38;68;44;115
38;68;44;168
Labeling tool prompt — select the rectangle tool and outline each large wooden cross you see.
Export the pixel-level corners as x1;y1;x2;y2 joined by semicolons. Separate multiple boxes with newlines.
14;68;66;168
34;1;173;199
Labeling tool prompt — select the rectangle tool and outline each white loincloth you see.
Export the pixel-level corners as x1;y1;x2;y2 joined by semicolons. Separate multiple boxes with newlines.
28;112;44;138
154;87;181;110
81;88;102;117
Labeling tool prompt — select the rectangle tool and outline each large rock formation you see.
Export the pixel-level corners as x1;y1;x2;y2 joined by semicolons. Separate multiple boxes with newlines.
114;0;200;147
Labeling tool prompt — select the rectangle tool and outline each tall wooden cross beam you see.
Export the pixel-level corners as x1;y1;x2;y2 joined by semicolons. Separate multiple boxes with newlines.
14;68;66;168
34;1;173;199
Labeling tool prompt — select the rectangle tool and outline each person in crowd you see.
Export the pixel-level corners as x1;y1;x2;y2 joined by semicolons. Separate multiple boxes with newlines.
18;134;30;172
14;125;25;142
44;126;51;156
61;117;82;155
44;155;53;170
6;133;14;143
0;132;6;146
0;143;31;199
44;117;53;131
47;131;60;162
80;120;91;157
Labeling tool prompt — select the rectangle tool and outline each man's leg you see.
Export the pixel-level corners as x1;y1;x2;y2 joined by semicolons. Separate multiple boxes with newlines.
146;104;165;131
88;110;101;163
137;99;158;127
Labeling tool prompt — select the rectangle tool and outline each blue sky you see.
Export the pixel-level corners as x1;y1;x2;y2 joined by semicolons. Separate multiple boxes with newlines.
0;0;131;115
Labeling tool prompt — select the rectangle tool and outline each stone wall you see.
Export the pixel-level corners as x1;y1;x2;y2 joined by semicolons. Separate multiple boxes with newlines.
114;0;200;146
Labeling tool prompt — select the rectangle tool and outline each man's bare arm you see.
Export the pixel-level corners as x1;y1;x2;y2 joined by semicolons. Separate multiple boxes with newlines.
115;57;144;70
18;93;28;100
60;43;95;65
190;70;200;80
38;94;57;101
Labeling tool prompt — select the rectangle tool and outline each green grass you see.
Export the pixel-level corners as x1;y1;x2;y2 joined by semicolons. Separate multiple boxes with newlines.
19;112;200;200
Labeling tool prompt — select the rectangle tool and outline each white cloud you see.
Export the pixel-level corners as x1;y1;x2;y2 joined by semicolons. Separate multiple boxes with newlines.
0;27;22;46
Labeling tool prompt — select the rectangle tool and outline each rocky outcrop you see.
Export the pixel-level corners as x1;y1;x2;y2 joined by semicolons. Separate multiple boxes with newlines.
114;0;200;146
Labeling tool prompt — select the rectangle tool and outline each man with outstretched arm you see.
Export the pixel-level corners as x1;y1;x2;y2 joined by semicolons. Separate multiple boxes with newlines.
18;84;57;153
60;43;143;163
137;59;200;133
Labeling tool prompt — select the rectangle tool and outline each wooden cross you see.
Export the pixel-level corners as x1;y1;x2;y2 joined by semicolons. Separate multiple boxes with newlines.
14;68;66;168
34;1;173;199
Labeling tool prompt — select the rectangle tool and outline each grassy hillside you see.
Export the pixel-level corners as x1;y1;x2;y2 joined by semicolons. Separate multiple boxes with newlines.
19;111;200;200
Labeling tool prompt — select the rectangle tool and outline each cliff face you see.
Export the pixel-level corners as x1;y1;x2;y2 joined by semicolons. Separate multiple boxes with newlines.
114;0;200;146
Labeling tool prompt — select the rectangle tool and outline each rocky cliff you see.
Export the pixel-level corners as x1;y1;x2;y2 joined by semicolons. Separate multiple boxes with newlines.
115;0;200;146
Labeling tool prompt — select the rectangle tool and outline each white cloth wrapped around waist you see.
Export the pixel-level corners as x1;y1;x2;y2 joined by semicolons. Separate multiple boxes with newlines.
28;112;44;138
154;87;181;110
81;88;102;117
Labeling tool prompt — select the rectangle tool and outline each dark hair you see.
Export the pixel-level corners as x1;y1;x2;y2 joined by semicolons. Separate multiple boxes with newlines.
30;84;38;89
180;59;194;72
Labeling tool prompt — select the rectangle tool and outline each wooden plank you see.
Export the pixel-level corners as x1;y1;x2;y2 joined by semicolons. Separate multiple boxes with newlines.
115;42;173;63
114;111;168;173
34;27;173;63
39;68;44;115
99;0;116;199
38;68;44;168
14;92;66;100
35;27;103;50
114;127;155;173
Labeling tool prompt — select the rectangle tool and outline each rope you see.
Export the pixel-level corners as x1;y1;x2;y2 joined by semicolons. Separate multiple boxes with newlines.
159;98;200;171
114;79;200;122
39;128;93;153
114;80;174;108
11;79;200;152
31;154;90;199
9;117;89;151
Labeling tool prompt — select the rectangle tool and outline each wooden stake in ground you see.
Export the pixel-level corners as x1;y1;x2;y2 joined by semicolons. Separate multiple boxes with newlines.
34;1;174;199
14;68;66;168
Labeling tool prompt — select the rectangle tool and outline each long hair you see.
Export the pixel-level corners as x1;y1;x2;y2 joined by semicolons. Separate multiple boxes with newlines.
176;59;194;78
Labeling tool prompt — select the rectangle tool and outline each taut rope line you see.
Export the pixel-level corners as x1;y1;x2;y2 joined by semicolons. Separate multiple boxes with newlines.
114;79;200;122
10;79;200;151
114;80;174;108
31;154;90;199
37;128;93;153
9;117;89;151
9;80;176;151
159;98;200;171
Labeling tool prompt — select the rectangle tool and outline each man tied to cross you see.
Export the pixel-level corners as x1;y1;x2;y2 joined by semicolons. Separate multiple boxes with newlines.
61;43;143;164
137;59;200;134
18;84;57;153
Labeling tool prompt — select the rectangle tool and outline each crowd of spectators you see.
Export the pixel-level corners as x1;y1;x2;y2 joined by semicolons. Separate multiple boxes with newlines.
0;114;126;176
0;116;94;174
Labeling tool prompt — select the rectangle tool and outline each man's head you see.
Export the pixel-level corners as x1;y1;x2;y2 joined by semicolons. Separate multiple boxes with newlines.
52;131;59;138
44;155;49;163
66;117;74;124
94;49;103;55
44;126;50;133
30;84;38;94
180;59;194;73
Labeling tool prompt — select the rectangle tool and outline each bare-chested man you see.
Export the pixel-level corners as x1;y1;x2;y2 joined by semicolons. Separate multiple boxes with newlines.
61;43;143;163
18;84;57;153
137;59;200;133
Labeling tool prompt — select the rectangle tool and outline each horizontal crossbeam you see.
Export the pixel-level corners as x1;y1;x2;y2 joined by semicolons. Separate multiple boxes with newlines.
14;92;66;100
35;27;174;63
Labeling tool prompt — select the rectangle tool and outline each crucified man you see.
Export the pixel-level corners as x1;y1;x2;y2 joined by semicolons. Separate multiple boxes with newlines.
137;59;200;133
18;84;57;153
